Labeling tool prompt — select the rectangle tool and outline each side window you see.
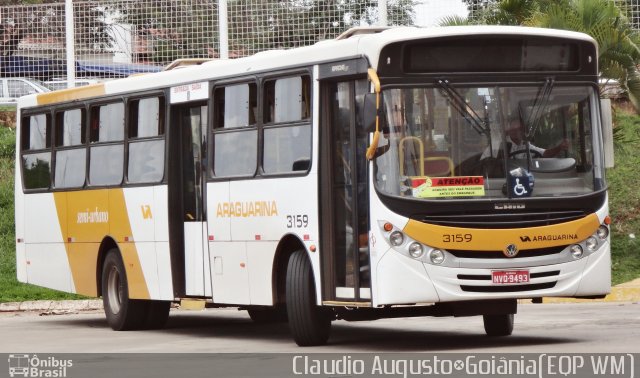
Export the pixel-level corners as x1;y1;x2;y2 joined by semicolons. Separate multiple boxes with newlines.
54;109;86;189
129;97;164;138
128;97;165;184
214;83;257;129
89;102;124;186
21;113;52;190
212;82;258;177
264;76;310;124
262;75;312;174
9;80;38;98
90;102;124;143
55;109;85;147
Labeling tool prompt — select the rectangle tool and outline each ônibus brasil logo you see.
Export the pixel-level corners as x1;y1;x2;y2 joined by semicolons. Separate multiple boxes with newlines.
8;354;73;377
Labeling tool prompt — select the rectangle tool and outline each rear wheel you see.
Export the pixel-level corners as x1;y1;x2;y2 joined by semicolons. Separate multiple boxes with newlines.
144;301;171;329
102;249;148;331
286;250;331;346
483;313;514;336
247;306;287;323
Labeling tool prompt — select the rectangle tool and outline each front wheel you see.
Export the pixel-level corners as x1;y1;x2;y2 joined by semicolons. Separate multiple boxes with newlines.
286;250;331;346
483;313;514;336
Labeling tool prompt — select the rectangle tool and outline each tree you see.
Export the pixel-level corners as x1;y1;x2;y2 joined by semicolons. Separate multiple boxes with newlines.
447;0;640;109
228;0;416;56
529;0;640;108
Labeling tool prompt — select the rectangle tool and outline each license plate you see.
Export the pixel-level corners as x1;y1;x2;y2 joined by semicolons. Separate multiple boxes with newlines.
492;270;530;284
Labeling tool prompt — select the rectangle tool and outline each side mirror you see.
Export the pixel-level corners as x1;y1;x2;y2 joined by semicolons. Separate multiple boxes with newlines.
362;93;377;133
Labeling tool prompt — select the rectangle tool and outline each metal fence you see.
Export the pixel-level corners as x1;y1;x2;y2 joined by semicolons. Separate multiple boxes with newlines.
3;0;636;88
0;0;428;86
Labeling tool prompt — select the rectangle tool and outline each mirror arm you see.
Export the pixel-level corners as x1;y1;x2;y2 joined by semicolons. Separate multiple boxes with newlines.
366;68;381;160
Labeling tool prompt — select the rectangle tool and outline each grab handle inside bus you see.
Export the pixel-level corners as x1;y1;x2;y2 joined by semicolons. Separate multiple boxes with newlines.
366;68;381;160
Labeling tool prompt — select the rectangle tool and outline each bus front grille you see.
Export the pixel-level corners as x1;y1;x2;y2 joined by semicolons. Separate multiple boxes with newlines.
420;210;585;229
460;282;557;293
448;246;566;259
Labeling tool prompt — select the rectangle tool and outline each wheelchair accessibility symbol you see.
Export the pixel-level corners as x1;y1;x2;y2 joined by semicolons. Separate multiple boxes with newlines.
513;178;528;196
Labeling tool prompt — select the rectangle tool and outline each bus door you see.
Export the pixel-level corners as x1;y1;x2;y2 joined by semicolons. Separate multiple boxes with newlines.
168;88;211;297
318;60;371;303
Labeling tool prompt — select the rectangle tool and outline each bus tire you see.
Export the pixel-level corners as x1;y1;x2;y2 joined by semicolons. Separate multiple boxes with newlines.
286;250;331;346
247;306;287;323
144;301;171;329
483;313;514;336
101;249;148;331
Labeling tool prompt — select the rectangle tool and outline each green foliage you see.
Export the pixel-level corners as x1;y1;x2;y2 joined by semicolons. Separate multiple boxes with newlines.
607;110;640;284
458;0;640;111
0;126;81;302
0;127;15;159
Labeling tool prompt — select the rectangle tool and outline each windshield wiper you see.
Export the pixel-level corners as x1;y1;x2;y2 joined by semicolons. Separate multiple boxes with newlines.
437;79;489;136
523;77;554;138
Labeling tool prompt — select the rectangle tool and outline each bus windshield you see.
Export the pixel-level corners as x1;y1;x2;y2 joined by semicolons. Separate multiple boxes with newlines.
373;84;605;200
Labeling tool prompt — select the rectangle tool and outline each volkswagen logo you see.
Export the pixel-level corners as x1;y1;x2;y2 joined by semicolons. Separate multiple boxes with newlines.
503;244;519;258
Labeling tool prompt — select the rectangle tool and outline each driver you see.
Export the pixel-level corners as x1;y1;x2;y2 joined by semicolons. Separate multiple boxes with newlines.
481;118;569;159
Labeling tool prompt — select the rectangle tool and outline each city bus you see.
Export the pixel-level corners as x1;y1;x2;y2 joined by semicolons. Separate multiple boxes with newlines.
15;26;611;346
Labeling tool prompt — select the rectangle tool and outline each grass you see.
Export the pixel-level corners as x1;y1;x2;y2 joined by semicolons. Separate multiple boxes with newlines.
607;110;640;285
0;107;639;302
0;126;83;302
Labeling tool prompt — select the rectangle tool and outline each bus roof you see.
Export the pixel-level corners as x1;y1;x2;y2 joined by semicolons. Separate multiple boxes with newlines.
20;26;597;109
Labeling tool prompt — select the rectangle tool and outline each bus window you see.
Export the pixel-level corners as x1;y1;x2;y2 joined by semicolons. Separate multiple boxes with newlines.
264;76;311;124
129;97;165;138
22;114;50;150
212;82;258;177
213;130;257;177
128;97;165;184
21;114;52;190
214;83;257;129
89;102;124;186
262;75;312;174
54;109;86;188
90;102;124;143
263;125;311;174
55;109;84;147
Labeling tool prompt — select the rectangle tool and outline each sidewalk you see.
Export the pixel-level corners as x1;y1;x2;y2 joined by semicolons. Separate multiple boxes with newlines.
1;279;639;312
0;299;102;313
543;278;640;303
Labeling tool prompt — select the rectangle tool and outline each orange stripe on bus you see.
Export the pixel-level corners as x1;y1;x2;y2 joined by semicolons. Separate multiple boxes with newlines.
403;213;601;252
53;189;150;299
37;83;106;105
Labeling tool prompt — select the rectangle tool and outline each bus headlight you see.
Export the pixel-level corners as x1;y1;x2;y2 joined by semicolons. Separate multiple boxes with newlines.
408;242;424;258
597;226;609;240
586;237;599;252
570;244;583;259
389;231;404;246
429;249;445;265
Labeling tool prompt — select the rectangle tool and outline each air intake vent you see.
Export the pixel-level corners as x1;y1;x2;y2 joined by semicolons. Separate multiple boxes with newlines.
461;282;557;292
448;246;566;259
421;210;585;229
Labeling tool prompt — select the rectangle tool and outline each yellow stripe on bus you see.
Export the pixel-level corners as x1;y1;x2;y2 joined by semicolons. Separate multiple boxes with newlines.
403;213;601;252
53;189;150;299
37;83;106;105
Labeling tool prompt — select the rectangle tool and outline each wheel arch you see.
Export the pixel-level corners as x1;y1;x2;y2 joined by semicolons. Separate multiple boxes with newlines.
96;236;120;297
272;234;318;306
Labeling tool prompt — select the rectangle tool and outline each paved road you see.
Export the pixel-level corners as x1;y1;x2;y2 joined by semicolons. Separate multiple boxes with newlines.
0;302;638;353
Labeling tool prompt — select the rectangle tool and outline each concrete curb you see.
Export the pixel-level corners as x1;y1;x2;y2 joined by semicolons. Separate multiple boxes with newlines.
543;278;640;303
0;299;102;313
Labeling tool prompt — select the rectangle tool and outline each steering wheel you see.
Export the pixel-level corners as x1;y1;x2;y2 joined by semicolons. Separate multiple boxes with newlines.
509;148;543;159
